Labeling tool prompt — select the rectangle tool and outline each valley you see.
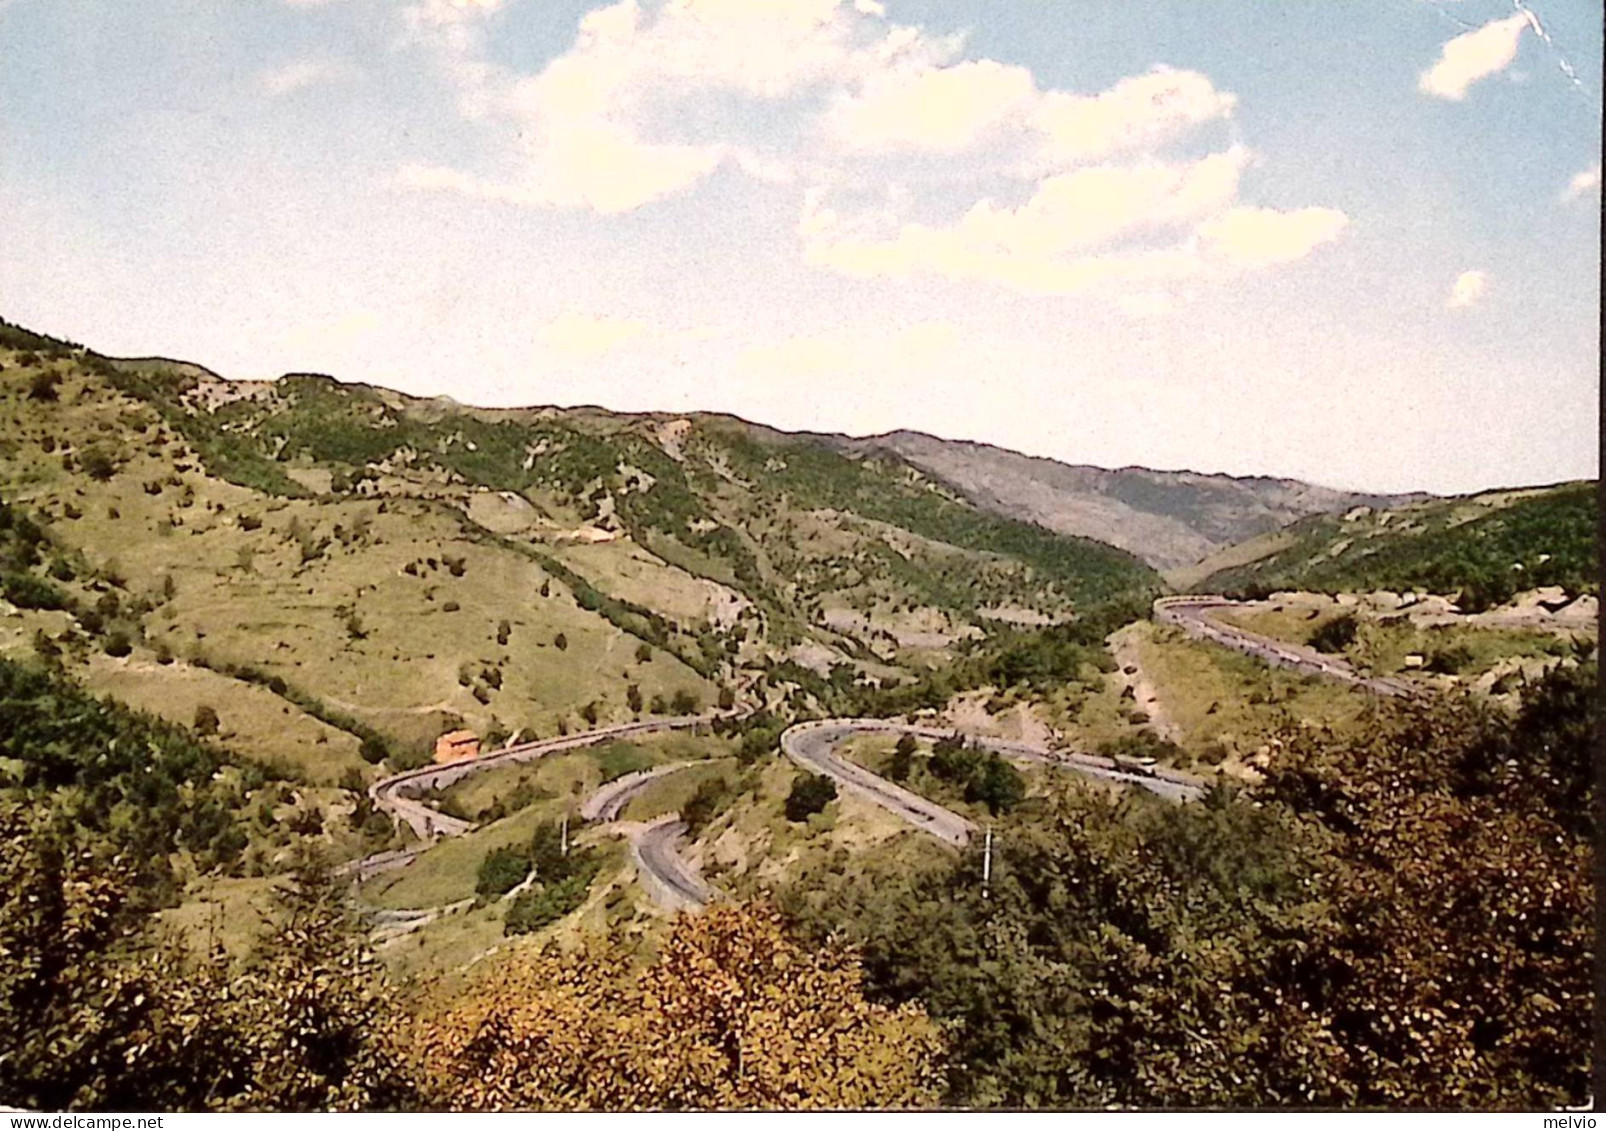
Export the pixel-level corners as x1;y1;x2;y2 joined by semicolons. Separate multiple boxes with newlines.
0;317;1594;1111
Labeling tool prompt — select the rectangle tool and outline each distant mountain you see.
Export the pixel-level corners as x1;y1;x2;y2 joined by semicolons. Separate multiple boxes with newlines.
829;430;1425;572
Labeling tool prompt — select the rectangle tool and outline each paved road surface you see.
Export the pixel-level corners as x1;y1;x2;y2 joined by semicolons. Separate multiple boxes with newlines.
581;758;722;823
1154;596;1418;698
781;719;1205;849
369;715;709;840
630;815;714;912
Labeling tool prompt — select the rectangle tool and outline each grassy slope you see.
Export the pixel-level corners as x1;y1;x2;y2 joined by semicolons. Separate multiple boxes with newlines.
1196;483;1597;605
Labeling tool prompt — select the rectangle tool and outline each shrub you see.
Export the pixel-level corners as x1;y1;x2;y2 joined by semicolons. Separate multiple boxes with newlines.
963;753;1025;816
193;705;221;736
1308;614;1358;654
888;735;917;782
80;448;118;482
476;847;531;900
553;632;568;651
1426;644;1475;675
27;370;59;401
2;572;70;611
669;689;698;715
785;773;838;823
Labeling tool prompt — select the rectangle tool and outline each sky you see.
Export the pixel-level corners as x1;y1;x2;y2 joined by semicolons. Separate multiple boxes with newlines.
0;0;1599;494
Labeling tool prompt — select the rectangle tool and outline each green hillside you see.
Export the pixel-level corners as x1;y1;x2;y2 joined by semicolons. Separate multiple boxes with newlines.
1196;482;1597;609
0;317;1158;770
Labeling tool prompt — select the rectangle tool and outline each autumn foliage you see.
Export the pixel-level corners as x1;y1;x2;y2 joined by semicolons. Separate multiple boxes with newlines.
410;902;946;1110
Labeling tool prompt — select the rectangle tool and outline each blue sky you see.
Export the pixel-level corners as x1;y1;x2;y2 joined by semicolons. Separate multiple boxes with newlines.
0;0;1598;493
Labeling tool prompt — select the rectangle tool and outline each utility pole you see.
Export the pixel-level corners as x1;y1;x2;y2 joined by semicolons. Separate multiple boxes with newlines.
982;825;992;899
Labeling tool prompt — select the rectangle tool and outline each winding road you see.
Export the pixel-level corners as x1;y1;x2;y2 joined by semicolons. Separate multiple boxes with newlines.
782;719;1205;849
369;715;708;840
1154;596;1418;698
357;592;1410;914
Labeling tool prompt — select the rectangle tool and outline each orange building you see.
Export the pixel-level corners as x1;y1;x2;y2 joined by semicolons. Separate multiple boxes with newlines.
433;729;480;764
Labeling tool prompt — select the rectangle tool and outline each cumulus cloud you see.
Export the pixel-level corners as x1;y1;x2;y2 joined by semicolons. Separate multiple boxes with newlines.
259;59;352;96
1447;269;1488;308
1028;66;1238;166
536;312;652;358
399;0;1346;302
1562;163;1601;202
830;58;1037;153
1418;14;1527;100
1197;206;1350;268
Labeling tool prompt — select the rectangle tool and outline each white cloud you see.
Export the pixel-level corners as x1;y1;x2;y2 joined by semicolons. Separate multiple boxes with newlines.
259;59;352;96
1029;66;1237;166
1197;206;1350;267
536;312;652;358
803;148;1347;297
1418;14;1527;100
399;0;1345;303
1562;163;1601;202
1447;269;1488;308
831;58;1037;153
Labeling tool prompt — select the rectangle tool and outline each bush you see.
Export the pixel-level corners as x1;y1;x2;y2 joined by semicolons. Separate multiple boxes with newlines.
193;705;220;736
1426;644;1475;675
80;448;118;482
669;689;699;715
27;370;59;401
963;753;1025;816
1307;614;1358;654
682;777;730;835
888;735;917;782
785;773;837;823
2;572;70;611
359;735;389;764
476;847;531;899
553;632;568;651
102;633;133;658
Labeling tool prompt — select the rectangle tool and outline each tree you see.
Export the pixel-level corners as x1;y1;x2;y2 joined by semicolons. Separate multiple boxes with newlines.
963;753;1024;816
411;903;945;1110
784;773;837;823
888;735;917;783
635;642;653;663
476;847;531;899
717;687;736;711
80;447;117;483
193;704;221;736
0;832;415;1112
1307;614;1358;654
669;689;699;715
27;370;60;401
626;684;644;714
682;777;729;835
